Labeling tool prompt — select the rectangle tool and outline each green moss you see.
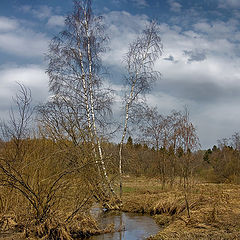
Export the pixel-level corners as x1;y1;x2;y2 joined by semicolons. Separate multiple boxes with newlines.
122;186;136;193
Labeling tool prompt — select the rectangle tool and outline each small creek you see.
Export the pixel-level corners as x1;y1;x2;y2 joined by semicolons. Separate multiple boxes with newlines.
89;208;160;240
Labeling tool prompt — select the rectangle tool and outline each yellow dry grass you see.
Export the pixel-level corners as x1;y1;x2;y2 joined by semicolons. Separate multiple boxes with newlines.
1;176;240;239
120;176;240;240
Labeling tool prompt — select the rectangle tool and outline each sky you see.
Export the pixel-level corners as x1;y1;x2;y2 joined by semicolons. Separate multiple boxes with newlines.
0;0;240;149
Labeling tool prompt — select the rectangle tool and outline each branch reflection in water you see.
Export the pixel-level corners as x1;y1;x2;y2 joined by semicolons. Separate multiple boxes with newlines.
90;209;160;240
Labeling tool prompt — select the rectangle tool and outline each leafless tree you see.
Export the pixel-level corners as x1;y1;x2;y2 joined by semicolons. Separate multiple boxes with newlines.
37;96;117;208
0;85;98;236
230;132;240;151
136;105;173;187
170;108;200;188
0;83;32;144
135;106;200;188
119;21;163;198
177;107;200;153
44;0;117;202
0;86;61;221
137;105;164;150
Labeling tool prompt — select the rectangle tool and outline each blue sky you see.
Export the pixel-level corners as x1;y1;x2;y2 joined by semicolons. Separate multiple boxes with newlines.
1;0;240;148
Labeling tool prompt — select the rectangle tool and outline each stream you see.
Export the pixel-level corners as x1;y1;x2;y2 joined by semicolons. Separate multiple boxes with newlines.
89;208;160;240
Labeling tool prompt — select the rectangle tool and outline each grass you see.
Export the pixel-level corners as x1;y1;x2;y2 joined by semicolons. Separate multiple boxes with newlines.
122;186;137;193
0;212;115;240
1;176;240;239
118;176;240;240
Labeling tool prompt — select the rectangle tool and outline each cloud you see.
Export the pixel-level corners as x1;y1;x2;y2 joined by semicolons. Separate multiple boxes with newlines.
146;92;187;114
193;20;239;40
19;5;52;20
132;0;149;8
47;15;65;28
159;77;240;104
168;0;182;12
0;17;18;31
0;65;49;117
103;11;148;68
0;17;49;58
104;11;240;152
143;16;240;148
19;5;65;28
218;0;240;9
163;55;175;61
183;50;207;63
194;101;240;149
0;30;49;58
1;4;240;149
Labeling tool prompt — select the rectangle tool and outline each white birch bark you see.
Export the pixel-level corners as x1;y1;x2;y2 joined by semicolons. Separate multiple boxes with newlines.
85;18;116;196
119;22;162;199
119;83;136;198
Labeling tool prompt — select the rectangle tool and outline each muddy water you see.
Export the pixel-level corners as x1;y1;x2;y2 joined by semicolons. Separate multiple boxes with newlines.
90;209;160;240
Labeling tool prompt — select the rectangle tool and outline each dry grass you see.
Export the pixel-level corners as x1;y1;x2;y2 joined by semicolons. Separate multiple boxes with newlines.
1;176;240;239
0;212;115;240
120;176;240;240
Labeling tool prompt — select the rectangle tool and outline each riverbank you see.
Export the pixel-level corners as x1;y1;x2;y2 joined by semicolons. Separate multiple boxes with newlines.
0;211;114;239
119;176;240;240
1;176;240;239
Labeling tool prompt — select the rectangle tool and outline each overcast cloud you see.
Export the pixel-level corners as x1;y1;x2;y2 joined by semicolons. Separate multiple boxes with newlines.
0;0;240;148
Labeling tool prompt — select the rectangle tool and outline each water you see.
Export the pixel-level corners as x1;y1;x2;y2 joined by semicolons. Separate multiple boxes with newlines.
89;209;160;240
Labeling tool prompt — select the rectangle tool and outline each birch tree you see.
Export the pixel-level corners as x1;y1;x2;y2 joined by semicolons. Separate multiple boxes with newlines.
177;108;200;153
119;22;163;198
44;0;116;202
135;106;200;187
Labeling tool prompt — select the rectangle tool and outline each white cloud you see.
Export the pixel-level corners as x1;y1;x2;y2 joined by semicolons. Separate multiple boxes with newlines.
146;92;188;114
47;15;65;28
102;11;240;147
0;17;49;58
193;20;239;40
34;5;52;19
0;17;18;31
218;0;240;9
132;0;149;8
0;30;49;58
155;20;240;147
20;5;52;20
1;5;240;148
0;65;49;109
156;24;240;87
168;0;182;12
193;22;211;33
103;11;148;66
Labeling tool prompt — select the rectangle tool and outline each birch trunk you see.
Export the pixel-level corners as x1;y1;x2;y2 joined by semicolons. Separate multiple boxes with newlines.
85;17;117;197
119;27;157;198
119;83;136;198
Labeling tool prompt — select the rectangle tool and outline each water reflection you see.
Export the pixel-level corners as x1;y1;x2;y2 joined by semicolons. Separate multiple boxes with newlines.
90;210;160;240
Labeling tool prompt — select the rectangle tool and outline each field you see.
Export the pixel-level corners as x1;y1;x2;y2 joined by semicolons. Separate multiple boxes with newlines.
1;175;240;239
119;176;240;240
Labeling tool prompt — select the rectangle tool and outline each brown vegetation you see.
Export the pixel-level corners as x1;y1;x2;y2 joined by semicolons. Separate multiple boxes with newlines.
116;177;240;240
1;1;240;240
0;83;116;239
